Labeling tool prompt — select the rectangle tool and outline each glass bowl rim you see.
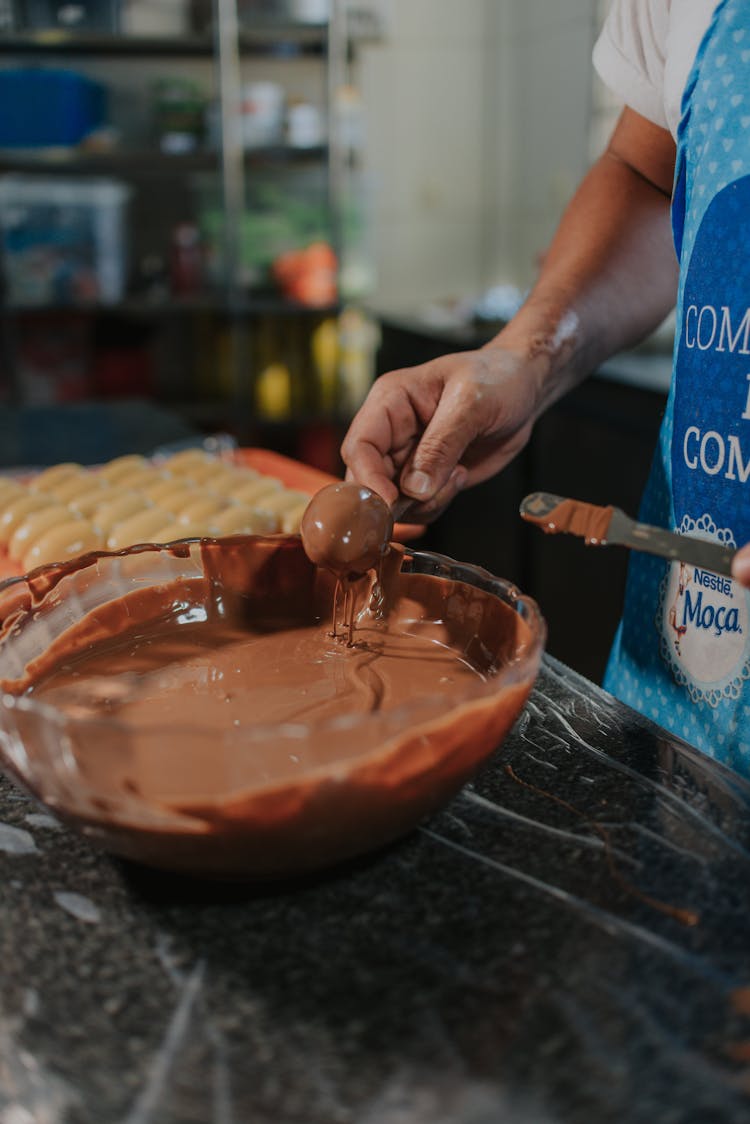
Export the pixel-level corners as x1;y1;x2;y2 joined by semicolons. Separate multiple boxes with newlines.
0;535;546;744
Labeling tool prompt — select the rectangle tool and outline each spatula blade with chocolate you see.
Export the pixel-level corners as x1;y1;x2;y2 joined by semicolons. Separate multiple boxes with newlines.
520;492;735;577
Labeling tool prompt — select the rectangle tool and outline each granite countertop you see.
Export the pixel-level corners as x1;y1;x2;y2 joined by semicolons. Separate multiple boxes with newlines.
1;656;750;1124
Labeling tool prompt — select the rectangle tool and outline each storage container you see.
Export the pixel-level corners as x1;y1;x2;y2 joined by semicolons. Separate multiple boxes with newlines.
0;0;19;32
240;81;285;149
239;0;330;23
0;69;107;149
121;0;189;36
18;1;120;31
0;176;130;306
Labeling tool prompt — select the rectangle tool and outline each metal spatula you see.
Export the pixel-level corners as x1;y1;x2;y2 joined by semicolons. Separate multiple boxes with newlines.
520;492;736;577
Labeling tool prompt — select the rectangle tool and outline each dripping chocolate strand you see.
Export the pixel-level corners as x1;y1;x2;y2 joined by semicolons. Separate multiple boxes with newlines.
346;584;355;647
331;579;341;639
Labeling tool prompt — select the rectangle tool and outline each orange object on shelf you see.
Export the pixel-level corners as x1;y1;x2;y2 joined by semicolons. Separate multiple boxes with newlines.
271;242;337;307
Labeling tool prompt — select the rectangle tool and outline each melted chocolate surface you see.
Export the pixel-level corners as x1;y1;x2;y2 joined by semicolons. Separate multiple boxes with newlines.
0;537;541;876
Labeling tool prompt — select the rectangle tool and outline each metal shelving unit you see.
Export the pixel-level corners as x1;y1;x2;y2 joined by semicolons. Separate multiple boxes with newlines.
0;1;356;442
0;145;329;174
5;295;341;317
0;25;330;56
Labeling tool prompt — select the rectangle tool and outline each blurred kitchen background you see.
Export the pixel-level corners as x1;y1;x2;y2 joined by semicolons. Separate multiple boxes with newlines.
0;0;673;680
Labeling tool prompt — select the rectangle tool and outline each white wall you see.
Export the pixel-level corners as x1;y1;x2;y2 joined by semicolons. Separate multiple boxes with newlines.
360;0;599;308
493;0;598;287
357;0;489;310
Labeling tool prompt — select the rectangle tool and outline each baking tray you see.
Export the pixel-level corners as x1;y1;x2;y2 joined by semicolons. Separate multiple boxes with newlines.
0;447;421;581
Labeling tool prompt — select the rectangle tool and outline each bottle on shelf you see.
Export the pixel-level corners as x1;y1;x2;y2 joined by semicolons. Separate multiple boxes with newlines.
337;306;379;416
310;316;339;414
169;222;203;296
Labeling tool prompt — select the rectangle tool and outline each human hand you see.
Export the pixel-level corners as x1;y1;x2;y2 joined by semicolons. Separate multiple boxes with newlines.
340;347;543;522
732;543;750;589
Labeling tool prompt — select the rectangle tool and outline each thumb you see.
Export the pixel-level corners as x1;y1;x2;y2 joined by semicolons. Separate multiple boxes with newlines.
400;387;478;501
732;543;750;588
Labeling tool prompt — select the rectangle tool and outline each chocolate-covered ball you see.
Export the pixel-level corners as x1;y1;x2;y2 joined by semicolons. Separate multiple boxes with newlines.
300;482;393;577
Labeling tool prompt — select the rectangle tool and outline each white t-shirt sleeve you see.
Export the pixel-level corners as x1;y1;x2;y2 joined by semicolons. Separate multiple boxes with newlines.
592;0;670;129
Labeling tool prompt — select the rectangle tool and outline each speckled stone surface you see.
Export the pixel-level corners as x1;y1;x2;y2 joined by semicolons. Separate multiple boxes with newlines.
1;656;750;1124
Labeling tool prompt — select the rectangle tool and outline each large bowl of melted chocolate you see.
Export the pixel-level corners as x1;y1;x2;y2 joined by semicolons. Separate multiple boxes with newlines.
0;536;545;878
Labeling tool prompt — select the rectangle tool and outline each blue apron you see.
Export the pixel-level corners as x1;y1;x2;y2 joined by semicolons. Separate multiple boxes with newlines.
604;0;750;775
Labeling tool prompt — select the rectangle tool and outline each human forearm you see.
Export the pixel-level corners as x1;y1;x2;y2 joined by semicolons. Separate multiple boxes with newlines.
342;110;679;517
486;109;679;420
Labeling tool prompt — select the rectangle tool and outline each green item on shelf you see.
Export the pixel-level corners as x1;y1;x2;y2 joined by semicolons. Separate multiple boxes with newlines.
199;203;331;286
152;77;206;153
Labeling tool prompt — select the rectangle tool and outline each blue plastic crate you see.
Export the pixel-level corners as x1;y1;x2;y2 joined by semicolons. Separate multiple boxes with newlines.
0;175;130;305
